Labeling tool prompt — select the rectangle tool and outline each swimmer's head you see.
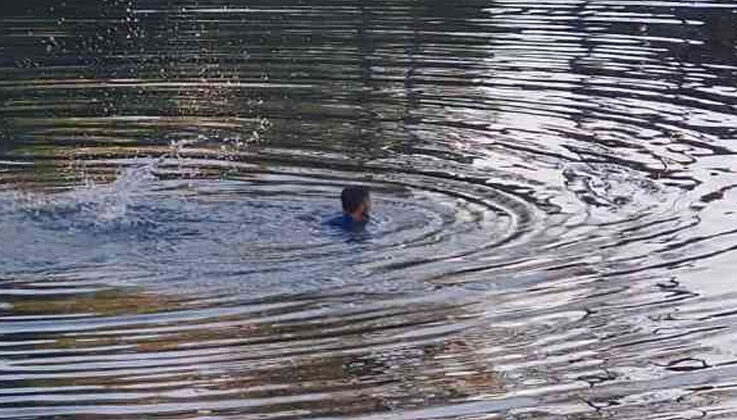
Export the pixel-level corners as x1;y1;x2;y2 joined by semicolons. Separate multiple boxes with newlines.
341;186;371;222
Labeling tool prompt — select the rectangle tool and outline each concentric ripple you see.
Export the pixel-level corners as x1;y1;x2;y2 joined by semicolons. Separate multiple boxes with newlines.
2;0;737;419
0;157;526;294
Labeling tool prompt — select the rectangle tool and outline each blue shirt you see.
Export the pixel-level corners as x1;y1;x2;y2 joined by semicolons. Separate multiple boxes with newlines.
325;213;369;232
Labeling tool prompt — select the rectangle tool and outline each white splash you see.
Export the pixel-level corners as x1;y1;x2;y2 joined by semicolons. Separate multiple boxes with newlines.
11;160;159;229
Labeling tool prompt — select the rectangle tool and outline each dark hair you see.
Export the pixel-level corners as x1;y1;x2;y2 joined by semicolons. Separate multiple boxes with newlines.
341;186;370;213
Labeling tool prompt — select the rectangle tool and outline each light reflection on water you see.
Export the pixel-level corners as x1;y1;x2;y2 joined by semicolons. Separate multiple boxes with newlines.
1;0;737;418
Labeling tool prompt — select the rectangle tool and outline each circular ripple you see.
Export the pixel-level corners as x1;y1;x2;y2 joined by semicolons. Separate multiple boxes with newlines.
0;156;535;298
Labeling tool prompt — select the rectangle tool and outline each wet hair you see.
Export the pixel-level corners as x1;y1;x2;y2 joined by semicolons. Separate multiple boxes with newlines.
341;186;370;213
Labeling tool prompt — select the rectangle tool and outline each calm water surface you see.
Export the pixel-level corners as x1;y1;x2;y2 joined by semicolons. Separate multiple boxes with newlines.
1;0;737;418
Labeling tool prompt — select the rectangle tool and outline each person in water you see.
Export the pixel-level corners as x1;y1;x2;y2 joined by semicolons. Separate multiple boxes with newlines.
327;186;371;230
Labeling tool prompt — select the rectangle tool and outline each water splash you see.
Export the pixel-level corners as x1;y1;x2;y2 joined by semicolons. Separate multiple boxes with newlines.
9;160;158;230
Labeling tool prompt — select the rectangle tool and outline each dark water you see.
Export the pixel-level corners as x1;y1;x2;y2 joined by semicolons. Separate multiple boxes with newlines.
1;0;737;418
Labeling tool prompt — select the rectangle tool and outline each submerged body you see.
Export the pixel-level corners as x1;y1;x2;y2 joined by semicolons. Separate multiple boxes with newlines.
326;212;370;232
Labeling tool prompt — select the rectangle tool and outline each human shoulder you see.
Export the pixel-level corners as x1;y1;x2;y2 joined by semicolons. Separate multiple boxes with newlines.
325;213;352;228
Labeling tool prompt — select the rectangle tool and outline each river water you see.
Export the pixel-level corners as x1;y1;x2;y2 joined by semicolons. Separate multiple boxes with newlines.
1;1;737;419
